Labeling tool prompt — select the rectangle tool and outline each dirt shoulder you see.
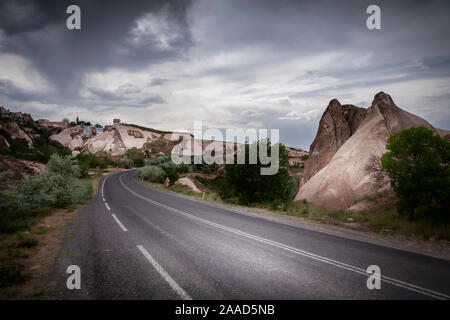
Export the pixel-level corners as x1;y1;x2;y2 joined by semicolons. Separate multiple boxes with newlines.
0;167;125;299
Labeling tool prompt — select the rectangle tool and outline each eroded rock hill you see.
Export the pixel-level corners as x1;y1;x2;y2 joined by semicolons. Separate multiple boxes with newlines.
303;100;366;181
296;92;450;211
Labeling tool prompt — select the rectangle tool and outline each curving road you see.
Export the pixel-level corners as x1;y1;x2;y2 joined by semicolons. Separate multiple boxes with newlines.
49;170;450;299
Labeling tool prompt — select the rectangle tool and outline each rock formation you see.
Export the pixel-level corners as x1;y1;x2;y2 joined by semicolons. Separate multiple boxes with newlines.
175;177;202;193
303;100;366;181
1;105;308;171
295;92;450;211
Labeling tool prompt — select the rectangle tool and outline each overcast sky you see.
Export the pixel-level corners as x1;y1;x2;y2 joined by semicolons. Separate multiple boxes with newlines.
0;0;449;149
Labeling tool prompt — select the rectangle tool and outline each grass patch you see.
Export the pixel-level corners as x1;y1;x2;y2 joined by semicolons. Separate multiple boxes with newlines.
0;207;54;234
7;248;30;259
31;285;48;298
16;235;39;248
33;225;54;235
0;265;31;288
286;200;450;241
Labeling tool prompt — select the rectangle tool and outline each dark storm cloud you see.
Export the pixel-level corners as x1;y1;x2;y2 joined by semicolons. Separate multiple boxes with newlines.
0;79;45;102
1;0;450;149
0;0;193;94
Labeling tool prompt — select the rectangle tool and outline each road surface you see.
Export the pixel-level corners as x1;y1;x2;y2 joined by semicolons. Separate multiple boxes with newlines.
49;170;450;299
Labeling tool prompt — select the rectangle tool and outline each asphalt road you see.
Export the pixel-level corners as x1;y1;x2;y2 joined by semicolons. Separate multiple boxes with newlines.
49;170;450;299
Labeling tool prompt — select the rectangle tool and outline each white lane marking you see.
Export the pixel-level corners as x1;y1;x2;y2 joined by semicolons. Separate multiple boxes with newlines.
105;202;111;211
111;213;128;232
137;245;192;300
101;173;113;198
119;174;450;300
101;177;105;197
102;197;106;202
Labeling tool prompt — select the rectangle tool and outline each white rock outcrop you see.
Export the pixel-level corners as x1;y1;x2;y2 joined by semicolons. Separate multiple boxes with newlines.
295;92;449;211
175;177;202;193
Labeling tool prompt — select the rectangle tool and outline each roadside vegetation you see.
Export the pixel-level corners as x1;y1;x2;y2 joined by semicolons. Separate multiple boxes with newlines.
74;152;117;178
380;127;450;221
0;154;94;296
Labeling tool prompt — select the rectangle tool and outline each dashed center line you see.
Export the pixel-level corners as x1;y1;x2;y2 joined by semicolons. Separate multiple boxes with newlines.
104;202;111;210
111;213;128;232
137;245;192;300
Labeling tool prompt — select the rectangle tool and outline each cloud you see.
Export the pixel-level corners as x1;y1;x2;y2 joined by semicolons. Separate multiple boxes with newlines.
0;0;450;149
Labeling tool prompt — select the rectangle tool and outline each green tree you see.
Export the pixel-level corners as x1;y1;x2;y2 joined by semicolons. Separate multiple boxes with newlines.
224;140;295;207
381;127;450;220
125;147;144;167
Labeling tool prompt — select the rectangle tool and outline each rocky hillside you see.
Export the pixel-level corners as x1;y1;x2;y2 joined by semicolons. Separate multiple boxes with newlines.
49;121;309;165
295;92;450;211
0;106;69;178
1;106;308;174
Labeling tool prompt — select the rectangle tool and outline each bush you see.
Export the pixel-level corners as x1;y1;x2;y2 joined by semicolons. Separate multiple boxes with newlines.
0;154;93;233
144;155;171;166
142;156;191;183
75;152;113;171
136;165;165;183
119;156;134;169
163;167;179;186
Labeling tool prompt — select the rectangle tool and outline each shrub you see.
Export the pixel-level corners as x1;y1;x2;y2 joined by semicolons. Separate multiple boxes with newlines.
144;155;171;166
119;156;134;169
163;166;179;186
0;154;93;233
136;166;165;183
75;152;113;170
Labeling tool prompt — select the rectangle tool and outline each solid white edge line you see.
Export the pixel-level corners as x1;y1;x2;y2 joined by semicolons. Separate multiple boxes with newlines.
101;177;105;197
105;202;111;211
111;213;128;232
137;245;192;300
119;173;449;300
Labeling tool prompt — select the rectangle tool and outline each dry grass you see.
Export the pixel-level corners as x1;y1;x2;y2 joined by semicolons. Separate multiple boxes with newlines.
0;174;103;299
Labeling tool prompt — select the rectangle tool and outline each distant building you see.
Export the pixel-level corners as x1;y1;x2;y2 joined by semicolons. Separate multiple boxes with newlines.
96;127;104;135
113;119;121;125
